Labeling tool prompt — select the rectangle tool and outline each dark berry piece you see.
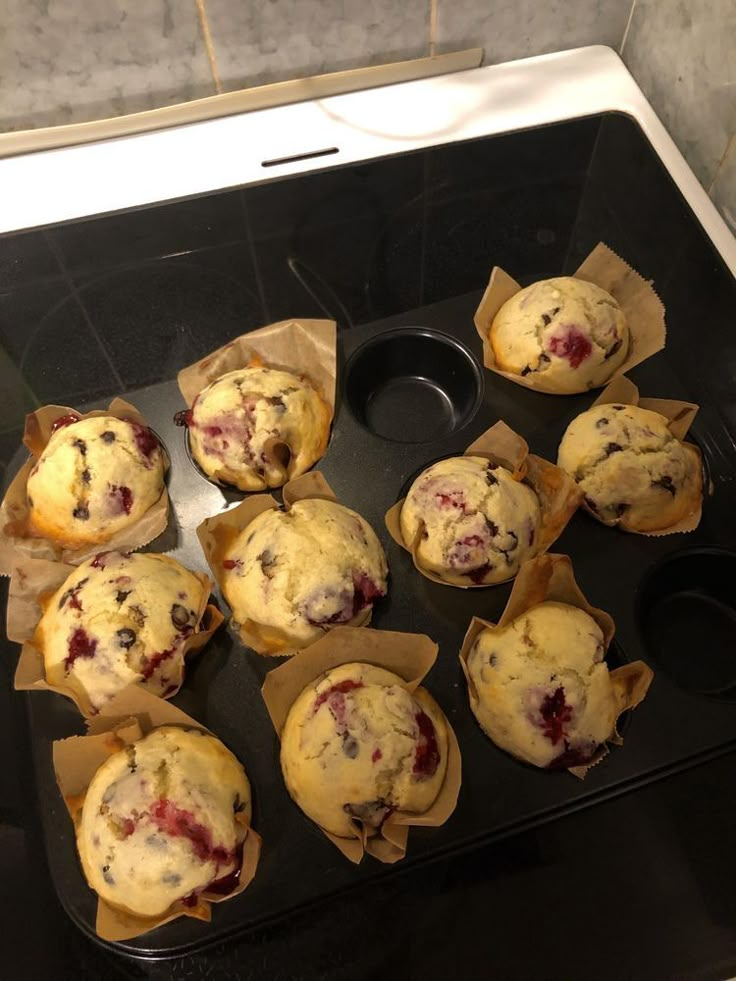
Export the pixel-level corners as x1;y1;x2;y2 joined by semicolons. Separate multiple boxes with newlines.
613;502;630;516
467;562;492;584
413;710;440;777
65;628;97;670
110;484;133;515
223;558;242;570
343;800;392;828
161;872;182;886
313;679;364;713
258;549;278;578
100;430;116;443
372;748;382;763
73;504;90;521
81;468;91;484
547;327;592;369
170;604;191;628
539;687;573;745
101;865;115;885
652;474;676;496
91;552;109;568
605;442;623;455
117;628;136;649
73;438;87;455
612;405;625;410
174;409;193;427
115;589;131;605
127;421;159;459
538;352;550;364
342;735;359;759
541;313;552;326
51;414;80;432
233;795;247;813
352;572;384;615
521;365;533;376
485;517;499;536
485;464;498;486
595;417;609;428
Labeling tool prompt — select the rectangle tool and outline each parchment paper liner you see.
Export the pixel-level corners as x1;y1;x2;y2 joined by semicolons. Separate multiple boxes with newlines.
473;242;666;395
0;398;170;573
8;553;223;718
459;553;653;777
53;685;261;942
385;421;584;588
177;319;337;489
197;472;378;655
579;374;702;536
260;625;461;864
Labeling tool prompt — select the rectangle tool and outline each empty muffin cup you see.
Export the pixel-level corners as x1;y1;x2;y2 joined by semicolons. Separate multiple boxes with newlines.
345;328;483;443
637;547;736;698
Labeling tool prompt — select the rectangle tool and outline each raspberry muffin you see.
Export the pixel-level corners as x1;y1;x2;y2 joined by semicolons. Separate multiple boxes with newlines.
27;414;166;548
557;402;702;532
399;456;540;586
280;663;448;837
465;601;618;768
36;551;207;712
490;277;629;393
77;727;251;918
221;499;388;653
179;366;331;491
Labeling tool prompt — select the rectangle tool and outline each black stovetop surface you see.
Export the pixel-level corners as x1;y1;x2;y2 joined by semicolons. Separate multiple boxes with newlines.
2;111;736;978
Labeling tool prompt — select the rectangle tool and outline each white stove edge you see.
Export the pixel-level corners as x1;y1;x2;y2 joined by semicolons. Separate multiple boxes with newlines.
0;45;734;276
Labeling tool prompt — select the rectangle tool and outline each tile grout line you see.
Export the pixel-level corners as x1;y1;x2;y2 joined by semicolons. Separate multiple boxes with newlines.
707;132;735;195
429;0;438;56
195;0;223;95
619;0;638;55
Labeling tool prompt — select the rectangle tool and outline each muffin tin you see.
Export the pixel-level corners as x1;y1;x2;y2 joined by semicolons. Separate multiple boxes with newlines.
9;283;736;958
3;104;735;959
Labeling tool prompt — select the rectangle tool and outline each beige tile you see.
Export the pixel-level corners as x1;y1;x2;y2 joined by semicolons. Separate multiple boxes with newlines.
711;135;736;233
436;0;632;64
622;0;736;189
205;0;429;91
0;0;215;132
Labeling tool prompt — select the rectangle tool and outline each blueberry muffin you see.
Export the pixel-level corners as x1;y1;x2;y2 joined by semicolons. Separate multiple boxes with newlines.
27;415;166;548
179;366;331;491
465;601;618;768
77;727;251;918
222;499;388;653
490;278;629;393
36;551;207;712
557;402;702;532
280;663;448;838
399;456;540;586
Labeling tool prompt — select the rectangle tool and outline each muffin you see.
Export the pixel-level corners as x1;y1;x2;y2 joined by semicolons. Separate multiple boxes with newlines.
221;499;388;653
490;277;629;393
557;402;702;532
77;727;251;918
280;663;448;837
36;551;207;712
180;366;331;491
465;601;618;768
27;414;166;548
399;456;541;585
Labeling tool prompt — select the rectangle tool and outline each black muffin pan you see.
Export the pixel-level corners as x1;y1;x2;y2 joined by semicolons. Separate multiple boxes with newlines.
2;110;736;959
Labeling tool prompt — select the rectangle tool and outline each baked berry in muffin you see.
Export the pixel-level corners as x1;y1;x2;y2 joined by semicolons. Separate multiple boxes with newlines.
37;551;207;712
27;414;166;548
178;366;331;491
465;601;618;768
399;456;540;586
280;663;448;838
557;402;702;533
490;277;628;393
77;727;251;918
221;499;388;653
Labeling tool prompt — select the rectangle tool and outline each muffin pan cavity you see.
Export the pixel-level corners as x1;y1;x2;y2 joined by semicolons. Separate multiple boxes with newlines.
637;548;736;698
345;328;482;443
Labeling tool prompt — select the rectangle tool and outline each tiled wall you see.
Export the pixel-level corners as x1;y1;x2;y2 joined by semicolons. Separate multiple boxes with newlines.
0;0;733;227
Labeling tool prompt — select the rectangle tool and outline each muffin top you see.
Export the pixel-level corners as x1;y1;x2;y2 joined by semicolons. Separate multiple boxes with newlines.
184;366;331;491
280;662;448;838
37;550;206;713
490;277;628;393
557;402;702;532
222;499;388;653
466;601;618;768
399;456;540;585
27;414;166;548
77;727;251;918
